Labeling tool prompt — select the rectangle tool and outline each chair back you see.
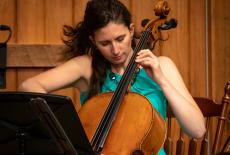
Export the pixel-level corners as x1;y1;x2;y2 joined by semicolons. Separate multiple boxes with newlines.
164;81;230;155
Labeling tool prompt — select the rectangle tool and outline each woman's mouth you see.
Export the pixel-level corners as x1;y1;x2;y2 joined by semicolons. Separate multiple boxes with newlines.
113;56;122;61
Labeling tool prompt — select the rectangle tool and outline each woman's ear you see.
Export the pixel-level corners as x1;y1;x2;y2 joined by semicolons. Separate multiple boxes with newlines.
129;23;135;37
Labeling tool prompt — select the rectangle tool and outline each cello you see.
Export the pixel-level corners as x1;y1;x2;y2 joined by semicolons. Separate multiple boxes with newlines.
79;0;177;154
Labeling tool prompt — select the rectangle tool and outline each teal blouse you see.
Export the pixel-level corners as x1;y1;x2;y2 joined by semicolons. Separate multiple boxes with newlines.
80;68;167;155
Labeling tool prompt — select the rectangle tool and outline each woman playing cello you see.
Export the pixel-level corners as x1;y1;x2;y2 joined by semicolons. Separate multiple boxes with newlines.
19;0;206;154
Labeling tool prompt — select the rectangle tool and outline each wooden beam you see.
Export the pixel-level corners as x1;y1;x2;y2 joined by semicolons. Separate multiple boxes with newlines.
7;44;66;68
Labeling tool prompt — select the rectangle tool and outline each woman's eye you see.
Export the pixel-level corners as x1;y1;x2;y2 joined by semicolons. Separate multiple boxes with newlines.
117;36;125;42
101;42;109;46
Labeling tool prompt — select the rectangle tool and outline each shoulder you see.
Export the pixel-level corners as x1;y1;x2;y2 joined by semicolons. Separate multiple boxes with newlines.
158;56;174;64
52;54;93;88
71;54;92;65
58;55;92;74
70;55;93;90
158;56;181;78
70;54;93;79
158;56;188;92
158;56;176;69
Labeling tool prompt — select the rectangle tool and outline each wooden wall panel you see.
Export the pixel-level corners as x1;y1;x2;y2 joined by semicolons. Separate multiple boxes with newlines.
73;0;88;23
210;0;230;100
210;0;230;150
0;0;229;154
7;44;64;67
17;0;45;43
4;69;17;91
0;0;16;43
45;0;73;43
188;0;206;96
130;0;156;33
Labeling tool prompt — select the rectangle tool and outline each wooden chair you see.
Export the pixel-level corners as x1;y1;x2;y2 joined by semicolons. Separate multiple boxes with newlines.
164;81;230;155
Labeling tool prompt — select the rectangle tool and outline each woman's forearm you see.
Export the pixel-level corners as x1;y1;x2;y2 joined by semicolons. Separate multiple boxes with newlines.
18;78;47;93
160;78;206;139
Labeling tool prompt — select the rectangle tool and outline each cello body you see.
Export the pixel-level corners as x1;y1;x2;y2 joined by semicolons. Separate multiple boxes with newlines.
79;92;166;154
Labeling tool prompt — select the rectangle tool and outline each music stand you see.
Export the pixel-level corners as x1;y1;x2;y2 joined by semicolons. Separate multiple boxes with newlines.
0;91;95;155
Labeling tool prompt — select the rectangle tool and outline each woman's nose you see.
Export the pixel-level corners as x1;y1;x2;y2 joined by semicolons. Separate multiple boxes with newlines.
111;42;119;55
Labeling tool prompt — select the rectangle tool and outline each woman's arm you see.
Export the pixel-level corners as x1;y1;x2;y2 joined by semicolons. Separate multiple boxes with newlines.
158;56;206;138
18;55;92;93
136;50;206;139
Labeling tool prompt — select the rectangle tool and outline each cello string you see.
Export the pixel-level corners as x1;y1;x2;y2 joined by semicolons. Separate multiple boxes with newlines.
100;29;151;125
94;30;151;149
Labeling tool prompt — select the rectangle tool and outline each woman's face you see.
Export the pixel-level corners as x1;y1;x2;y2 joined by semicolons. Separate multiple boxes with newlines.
92;22;134;69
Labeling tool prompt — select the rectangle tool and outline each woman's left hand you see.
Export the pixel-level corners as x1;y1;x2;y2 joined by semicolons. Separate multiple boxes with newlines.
135;49;165;84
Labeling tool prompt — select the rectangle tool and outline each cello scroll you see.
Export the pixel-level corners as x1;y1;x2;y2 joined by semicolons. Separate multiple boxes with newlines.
142;0;177;50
